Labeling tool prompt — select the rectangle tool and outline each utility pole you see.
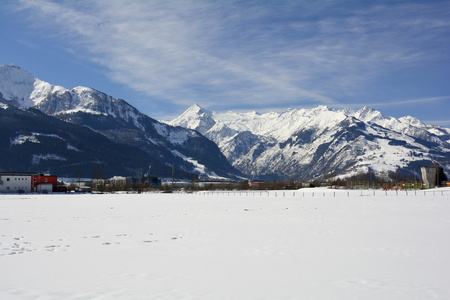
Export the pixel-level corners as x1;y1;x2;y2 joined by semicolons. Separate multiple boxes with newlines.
172;163;175;190
436;158;440;187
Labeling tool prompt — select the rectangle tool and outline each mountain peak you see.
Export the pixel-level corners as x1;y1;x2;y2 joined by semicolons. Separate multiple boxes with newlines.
0;64;114;115
315;105;331;111
354;106;388;123
168;104;216;135
192;103;202;110
187;103;212;115
0;64;39;107
399;115;425;128
0;63;34;80
341;107;355;115
2;63;22;70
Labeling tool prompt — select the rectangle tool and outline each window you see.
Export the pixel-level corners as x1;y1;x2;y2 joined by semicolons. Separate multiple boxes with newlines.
7;178;10;181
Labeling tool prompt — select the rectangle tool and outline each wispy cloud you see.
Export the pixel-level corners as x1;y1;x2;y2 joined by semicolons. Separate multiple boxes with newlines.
373;96;450;107
423;120;450;127
332;96;450;110
12;0;450;113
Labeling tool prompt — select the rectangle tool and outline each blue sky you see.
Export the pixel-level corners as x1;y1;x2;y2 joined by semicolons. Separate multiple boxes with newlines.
1;0;449;125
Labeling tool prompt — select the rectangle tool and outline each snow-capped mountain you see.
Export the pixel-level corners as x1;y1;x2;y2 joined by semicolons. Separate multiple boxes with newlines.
1;64;166;132
169;104;450;180
0;64;242;179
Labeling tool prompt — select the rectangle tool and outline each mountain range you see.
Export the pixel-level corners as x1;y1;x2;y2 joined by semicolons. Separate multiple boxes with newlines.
0;64;242;179
2;63;449;182
169;104;450;181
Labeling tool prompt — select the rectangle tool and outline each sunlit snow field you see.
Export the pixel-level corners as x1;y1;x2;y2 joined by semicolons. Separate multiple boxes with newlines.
1;188;450;300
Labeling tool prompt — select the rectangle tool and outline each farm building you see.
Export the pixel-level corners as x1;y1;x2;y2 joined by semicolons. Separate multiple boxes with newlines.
0;172;58;193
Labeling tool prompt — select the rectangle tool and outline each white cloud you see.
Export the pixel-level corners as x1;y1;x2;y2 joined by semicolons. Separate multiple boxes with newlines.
13;0;450;112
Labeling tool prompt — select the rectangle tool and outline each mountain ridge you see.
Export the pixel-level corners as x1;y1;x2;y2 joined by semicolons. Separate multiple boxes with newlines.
169;104;450;180
0;64;243;179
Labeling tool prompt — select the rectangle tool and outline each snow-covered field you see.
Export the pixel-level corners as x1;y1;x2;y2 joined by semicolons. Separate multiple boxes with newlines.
1;188;450;300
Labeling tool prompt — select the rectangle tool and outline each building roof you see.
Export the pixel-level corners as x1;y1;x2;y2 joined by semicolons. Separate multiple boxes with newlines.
0;172;53;176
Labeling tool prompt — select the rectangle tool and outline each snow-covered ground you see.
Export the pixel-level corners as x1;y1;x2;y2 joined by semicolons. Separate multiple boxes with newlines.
1;188;450;300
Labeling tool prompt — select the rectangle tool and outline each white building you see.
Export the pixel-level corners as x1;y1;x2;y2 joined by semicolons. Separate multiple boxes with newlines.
0;173;32;193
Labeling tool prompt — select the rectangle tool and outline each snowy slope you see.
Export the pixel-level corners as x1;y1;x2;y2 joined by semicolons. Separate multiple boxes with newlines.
170;104;450;180
354;106;440;143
